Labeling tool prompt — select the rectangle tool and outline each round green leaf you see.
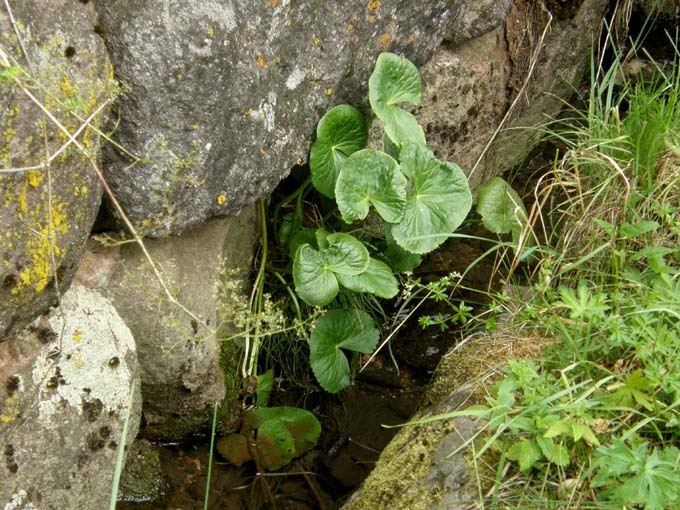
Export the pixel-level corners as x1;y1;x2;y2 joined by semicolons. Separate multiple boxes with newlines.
256;419;296;471
476;177;527;235
309;309;380;393
368;52;425;147
391;143;472;254
336;258;399;298
293;244;339;307
324;233;370;276
244;406;321;456
335;149;407;224
310;105;368;198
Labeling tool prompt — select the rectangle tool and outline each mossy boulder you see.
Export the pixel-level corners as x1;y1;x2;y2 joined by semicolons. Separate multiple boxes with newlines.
0;0;115;339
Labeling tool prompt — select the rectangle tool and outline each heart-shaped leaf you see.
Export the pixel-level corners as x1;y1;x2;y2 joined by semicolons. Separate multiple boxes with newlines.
293;244;340;306
309;309;379;393
244;406;321;457
335;149;407;224
255;370;274;407
368;52;426;147
476;177;527;234
310;105;368;198
293;233;370;306
323;233;370;276
336;258;399;298
391;143;472;254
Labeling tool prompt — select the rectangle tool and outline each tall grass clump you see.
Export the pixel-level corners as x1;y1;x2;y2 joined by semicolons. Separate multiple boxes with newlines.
450;36;680;510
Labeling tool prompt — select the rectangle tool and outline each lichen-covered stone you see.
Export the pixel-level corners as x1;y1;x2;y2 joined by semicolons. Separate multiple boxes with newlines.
0;0;114;340
93;0;457;236
0;283;141;510
75;207;258;440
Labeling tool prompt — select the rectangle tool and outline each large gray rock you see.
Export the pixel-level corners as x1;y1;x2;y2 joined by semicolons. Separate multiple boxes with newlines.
0;0;114;339
417;0;609;194
94;0;458;236
76;207;258;440
0;283;141;510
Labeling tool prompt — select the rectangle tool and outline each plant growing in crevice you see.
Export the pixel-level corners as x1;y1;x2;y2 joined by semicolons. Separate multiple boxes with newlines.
289;52;474;393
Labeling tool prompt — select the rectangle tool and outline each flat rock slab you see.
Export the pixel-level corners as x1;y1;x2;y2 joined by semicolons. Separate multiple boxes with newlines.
0;283;141;510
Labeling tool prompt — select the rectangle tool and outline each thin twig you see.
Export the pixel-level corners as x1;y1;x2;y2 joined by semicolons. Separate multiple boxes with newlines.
9;69;205;327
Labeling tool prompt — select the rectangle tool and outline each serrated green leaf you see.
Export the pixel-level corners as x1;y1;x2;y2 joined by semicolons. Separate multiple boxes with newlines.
535;436;570;467
544;419;572;439
391;143;472;254
368;52;425;147
507;439;542;472
324;233;370;275
293;244;339;307
310;105;368;198
310;309;380;393
335;149;407;223
620;220;660;239
477;177;527;235
336;258;399;298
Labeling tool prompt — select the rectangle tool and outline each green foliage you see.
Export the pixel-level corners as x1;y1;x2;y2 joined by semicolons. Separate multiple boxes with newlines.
336;149;406;223
217;406;321;471
391;143;471;254
368;52;426;147
309;309;379;393
310;105;368;198
293;232;369;307
476;176;527;235
421;40;680;509
286;52;473;391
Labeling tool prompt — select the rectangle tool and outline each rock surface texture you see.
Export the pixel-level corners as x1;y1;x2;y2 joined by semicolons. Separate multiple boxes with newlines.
0;284;141;510
417;0;609;194
94;0;457;236
0;0;113;339
76;207;258;441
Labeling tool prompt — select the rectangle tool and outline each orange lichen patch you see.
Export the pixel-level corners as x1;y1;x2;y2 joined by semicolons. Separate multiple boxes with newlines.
259;148;266;156
325;87;333;96
369;15;376;24
368;0;380;12
265;0;281;7
256;52;267;69
408;33;416;43
347;24;354;32
379;33;391;49
216;194;227;205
